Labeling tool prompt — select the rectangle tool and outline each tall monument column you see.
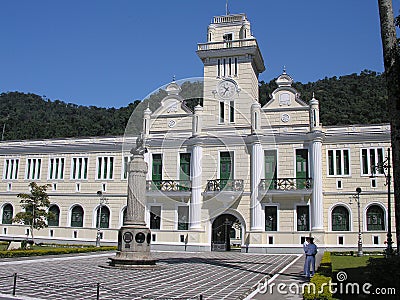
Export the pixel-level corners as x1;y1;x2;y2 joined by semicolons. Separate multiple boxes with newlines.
189;104;203;230
109;134;157;267
309;95;324;231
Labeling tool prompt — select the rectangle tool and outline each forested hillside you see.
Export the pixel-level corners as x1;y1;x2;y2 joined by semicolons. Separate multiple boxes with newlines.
0;70;388;141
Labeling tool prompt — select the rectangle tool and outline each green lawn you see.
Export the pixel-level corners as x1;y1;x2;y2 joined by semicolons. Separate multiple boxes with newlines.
330;254;382;272
330;254;399;299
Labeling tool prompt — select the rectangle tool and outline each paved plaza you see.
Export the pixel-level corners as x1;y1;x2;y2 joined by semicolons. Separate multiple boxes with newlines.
0;251;304;300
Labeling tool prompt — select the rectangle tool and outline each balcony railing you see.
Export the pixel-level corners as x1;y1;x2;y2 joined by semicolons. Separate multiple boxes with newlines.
146;180;191;192
259;178;312;191
205;179;244;192
197;38;258;51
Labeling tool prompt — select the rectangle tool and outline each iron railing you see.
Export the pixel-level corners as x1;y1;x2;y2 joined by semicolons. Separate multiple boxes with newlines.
146;180;191;192
205;179;244;192
259;178;312;191
197;38;258;51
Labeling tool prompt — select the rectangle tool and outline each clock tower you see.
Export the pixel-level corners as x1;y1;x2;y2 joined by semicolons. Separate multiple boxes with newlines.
196;13;265;127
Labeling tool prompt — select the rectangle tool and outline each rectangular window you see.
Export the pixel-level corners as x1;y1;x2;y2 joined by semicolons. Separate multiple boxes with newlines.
229;101;235;123
96;156;114;180
48;157;65;180
296;206;310;231
327;149;350;176
152;154;162;181
234;58;238;76
228;58;232;76
361;148;385;175
223;58;226;77
71;157;88;180
3;158;19;180
179;153;191;186
150;206;161;230
217;59;221;77
25;158;42;180
265;206;277;231
177;206;189;230
219;101;225;123
296;149;308;189
122;156;131;180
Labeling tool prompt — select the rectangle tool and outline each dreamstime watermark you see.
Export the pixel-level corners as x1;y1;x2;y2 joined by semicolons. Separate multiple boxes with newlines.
257;271;396;296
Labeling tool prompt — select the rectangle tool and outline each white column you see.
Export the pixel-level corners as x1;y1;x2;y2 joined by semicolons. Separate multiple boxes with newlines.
250;142;264;231
190;145;202;229
311;134;324;231
144;151;151;180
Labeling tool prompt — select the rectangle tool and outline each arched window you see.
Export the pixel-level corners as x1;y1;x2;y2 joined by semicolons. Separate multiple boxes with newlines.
367;205;385;231
48;205;60;227
71;205;84;227
2;204;13;224
332;206;349;231
96;206;110;229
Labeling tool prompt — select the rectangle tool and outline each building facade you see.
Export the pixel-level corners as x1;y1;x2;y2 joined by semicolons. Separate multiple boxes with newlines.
0;13;395;253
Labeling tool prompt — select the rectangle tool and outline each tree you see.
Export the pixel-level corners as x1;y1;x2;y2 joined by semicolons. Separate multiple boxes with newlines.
12;182;53;243
377;0;400;254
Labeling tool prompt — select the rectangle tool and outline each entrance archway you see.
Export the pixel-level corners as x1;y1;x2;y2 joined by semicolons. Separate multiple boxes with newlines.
211;214;241;251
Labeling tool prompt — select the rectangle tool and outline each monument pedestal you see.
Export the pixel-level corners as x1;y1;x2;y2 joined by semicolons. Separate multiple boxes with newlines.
109;225;157;267
108;140;157;268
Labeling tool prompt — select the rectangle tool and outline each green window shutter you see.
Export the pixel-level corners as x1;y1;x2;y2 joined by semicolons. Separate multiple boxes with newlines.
264;150;277;189
152;154;162;181
296;149;308;189
220;152;233;189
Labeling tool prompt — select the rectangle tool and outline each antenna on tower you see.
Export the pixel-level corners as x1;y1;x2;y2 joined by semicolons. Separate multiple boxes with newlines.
226;0;230;15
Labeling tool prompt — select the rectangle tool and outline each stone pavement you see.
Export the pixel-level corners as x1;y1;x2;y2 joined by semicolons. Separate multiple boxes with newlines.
247;253;323;300
0;251;321;300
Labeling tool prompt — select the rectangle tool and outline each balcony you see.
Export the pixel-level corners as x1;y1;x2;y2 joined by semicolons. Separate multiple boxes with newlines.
205;179;244;192
203;179;244;205
146;180;191;199
197;38;258;51
259;178;312;196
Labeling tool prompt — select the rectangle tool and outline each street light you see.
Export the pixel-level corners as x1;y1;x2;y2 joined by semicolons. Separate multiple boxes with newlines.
350;187;363;256
370;148;393;256
96;191;107;247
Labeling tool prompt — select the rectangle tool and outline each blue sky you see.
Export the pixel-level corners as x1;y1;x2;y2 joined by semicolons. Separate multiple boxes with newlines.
1;0;399;108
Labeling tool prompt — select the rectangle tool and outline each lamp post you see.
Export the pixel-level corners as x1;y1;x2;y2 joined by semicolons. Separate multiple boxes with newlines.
96;191;107;247
370;148;393;256
350;187;363;256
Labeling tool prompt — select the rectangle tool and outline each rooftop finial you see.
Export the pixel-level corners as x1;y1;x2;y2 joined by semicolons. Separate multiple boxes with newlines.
283;65;286;74
312;92;315;99
226;0;230;15
172;75;176;82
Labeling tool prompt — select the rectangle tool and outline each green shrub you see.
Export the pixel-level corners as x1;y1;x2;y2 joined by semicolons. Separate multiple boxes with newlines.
303;252;333;299
317;252;332;277
303;274;333;300
0;246;116;258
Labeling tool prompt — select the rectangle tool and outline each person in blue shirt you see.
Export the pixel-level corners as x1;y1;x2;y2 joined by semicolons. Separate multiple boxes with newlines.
304;237;318;279
303;236;310;276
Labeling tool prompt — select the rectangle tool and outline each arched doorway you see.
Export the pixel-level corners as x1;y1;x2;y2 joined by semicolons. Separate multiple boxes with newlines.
211;214;241;251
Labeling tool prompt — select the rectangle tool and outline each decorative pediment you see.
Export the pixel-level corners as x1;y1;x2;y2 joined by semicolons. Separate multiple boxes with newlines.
151;81;192;117
262;71;308;109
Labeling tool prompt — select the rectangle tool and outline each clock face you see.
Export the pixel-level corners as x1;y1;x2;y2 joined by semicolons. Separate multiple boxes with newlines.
217;80;237;99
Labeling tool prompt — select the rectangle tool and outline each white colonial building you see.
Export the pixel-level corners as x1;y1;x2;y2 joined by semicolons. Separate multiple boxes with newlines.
0;13;395;253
